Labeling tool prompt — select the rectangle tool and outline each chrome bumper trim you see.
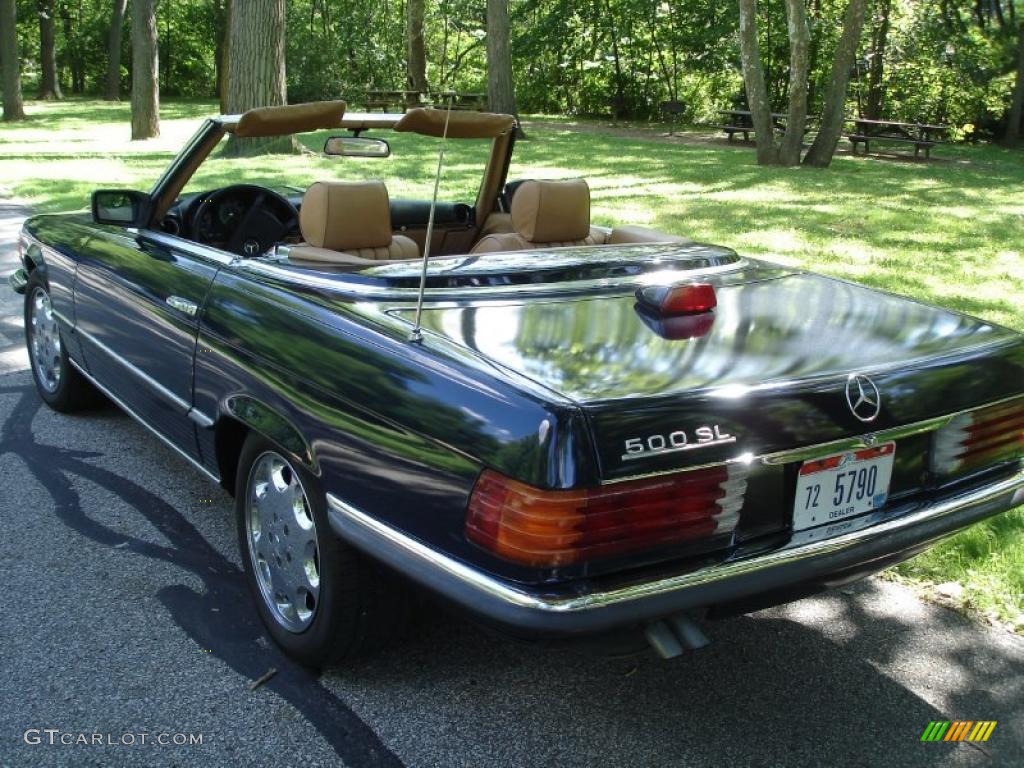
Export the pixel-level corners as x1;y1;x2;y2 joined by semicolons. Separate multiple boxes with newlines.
8;267;28;295
327;468;1024;633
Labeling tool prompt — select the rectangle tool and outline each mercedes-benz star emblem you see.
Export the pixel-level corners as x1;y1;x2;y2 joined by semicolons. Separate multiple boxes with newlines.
243;239;261;256
846;374;881;423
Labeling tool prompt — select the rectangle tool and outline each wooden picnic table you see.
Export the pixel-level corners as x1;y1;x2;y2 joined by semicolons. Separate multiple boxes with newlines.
717;110;814;141
435;92;487;111
364;89;425;112
845;118;948;159
363;89;488;113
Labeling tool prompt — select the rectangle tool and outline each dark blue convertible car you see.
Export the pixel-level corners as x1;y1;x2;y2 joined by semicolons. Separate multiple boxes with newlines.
10;101;1024;666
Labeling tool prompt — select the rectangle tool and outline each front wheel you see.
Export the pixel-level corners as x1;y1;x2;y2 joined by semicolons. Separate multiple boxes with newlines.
235;433;412;668
23;273;100;412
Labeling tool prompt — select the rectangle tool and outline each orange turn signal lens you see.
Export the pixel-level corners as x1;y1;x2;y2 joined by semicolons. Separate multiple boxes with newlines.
465;466;746;567
932;399;1024;475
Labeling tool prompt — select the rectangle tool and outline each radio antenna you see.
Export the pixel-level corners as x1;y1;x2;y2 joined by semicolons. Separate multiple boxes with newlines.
409;93;454;344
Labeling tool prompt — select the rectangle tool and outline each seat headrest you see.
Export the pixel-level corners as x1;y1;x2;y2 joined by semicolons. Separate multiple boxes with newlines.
299;181;393;251
511;179;591;243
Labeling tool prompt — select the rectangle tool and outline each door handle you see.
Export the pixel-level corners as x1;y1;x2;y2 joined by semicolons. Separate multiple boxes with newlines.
166;295;199;317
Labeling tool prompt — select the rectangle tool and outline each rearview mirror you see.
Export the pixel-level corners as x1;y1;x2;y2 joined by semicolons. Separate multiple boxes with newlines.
323;136;391;158
92;189;151;227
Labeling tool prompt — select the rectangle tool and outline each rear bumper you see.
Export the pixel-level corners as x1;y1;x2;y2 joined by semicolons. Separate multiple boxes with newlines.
326;467;1024;636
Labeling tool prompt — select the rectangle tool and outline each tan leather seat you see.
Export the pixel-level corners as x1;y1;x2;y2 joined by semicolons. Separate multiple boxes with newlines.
470;179;607;254
287;181;419;265
470;179;691;254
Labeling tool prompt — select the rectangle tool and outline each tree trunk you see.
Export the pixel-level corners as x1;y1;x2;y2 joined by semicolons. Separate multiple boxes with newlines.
104;0;128;99
406;0;427;92
803;0;869;167
214;0;230;113
778;0;811;165
130;0;160;140
1;0;25;121
1006;24;1024;145
864;0;891;120
61;4;84;94
225;0;294;155
738;0;780;165
37;0;62;99
486;0;517;116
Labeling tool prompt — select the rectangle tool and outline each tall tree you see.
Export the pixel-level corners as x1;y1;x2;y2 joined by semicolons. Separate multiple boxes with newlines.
61;3;85;93
778;0;811;165
1007;23;1023;144
1;0;25;121
225;0;293;155
864;0;891;120
803;0;870;167
130;0;160;139
214;0;230;113
406;0;427;92
37;0;62;99
737;0;810;166
486;0;517;115
104;0;128;100
738;0;779;164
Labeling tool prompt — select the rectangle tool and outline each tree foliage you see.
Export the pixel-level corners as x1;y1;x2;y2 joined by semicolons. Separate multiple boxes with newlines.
0;0;1021;143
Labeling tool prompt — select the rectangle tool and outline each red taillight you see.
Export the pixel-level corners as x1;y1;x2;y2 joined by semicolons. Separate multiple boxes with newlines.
931;400;1024;476
636;283;717;316
637;310;716;340
465;465;746;567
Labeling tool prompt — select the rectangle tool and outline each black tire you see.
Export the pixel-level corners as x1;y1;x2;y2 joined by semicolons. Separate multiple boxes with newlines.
235;432;412;668
23;271;102;412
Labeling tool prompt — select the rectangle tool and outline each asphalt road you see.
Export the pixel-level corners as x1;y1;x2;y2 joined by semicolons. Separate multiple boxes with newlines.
1;205;1022;768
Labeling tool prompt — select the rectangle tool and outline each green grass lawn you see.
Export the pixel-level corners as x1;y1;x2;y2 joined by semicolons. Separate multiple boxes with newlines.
2;98;1022;629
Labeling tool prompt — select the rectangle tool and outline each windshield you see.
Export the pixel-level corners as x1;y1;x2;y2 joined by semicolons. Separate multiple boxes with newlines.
182;128;493;203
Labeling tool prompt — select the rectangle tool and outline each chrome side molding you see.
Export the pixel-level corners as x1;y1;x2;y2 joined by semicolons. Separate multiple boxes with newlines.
69;359;220;484
75;325;192;414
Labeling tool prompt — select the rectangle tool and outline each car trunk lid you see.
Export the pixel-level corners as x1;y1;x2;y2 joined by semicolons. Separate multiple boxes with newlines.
402;269;1024;481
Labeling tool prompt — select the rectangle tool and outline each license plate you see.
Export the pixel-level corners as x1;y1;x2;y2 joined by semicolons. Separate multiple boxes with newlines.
793;443;895;531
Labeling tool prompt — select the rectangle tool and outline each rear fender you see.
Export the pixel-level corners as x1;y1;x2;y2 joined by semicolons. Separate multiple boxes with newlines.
222;395;317;474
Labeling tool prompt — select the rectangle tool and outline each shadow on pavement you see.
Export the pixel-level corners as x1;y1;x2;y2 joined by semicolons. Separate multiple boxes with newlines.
1;373;1020;767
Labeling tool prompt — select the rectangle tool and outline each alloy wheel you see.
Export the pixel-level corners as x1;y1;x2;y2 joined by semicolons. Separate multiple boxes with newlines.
245;451;321;633
28;287;62;393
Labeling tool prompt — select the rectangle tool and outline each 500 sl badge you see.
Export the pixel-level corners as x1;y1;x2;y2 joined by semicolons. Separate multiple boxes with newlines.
622;425;736;461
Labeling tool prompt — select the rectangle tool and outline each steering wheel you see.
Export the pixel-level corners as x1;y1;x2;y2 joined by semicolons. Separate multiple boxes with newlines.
190;184;299;257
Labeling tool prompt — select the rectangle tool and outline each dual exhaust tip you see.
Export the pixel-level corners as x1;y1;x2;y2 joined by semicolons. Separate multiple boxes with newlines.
644;612;710;659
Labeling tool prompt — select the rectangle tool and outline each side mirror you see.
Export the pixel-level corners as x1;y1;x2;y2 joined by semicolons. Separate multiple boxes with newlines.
91;189;151;227
323;136;391;158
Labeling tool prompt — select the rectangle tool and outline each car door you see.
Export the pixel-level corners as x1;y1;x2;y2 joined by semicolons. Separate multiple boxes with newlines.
73;227;226;461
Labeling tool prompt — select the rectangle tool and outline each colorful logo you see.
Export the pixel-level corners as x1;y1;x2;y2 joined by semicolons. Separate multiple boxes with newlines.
920;721;997;742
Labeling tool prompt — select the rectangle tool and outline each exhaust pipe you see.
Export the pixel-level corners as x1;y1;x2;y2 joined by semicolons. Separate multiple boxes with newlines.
644;612;709;659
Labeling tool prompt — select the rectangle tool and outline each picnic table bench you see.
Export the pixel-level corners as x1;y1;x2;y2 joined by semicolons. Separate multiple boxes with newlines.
364;89;424;112
718;110;813;141
845;118;947;159
362;90;489;113
437;92;487;111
